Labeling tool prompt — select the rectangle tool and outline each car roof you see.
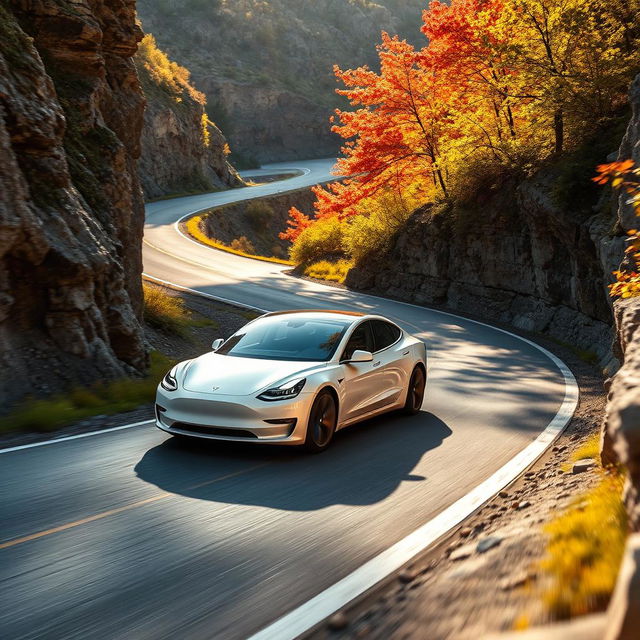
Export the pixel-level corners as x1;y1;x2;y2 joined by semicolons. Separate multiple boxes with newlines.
262;309;365;319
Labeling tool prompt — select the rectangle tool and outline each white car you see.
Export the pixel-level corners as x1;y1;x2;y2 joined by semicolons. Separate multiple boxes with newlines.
155;309;427;452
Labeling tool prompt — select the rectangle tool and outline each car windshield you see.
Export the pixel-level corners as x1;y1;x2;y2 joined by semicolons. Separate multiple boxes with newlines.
216;315;350;362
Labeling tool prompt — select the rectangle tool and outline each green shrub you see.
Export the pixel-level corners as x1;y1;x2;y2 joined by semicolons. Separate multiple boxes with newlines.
342;193;414;264
290;216;346;265
245;200;274;229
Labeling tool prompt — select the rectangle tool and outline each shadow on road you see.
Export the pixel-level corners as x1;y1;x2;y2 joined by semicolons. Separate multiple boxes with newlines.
134;411;451;511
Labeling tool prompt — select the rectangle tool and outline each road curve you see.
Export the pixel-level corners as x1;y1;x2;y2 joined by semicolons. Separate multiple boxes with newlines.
0;160;574;640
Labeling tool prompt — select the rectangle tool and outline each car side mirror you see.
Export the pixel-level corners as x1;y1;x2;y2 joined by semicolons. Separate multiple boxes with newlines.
211;338;224;351
348;349;373;363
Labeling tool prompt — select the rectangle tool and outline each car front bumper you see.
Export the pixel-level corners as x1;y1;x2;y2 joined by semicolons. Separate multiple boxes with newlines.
154;385;313;444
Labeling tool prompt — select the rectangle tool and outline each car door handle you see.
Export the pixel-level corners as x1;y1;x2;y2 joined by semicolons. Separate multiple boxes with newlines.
403;350;410;355
373;361;381;367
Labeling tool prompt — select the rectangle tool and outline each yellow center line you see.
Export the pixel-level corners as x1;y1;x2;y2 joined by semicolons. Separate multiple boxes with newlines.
0;462;270;551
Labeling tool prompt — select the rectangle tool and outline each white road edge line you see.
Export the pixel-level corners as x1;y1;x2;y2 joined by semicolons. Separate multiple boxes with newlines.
0;420;154;454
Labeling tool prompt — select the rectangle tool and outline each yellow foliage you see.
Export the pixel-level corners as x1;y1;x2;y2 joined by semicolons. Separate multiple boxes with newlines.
143;283;190;336
136;34;205;104
541;472;627;618
201;114;210;147
289;216;345;265
303;260;352;283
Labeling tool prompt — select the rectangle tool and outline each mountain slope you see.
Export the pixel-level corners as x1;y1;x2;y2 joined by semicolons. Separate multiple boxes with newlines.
134;34;242;199
136;0;426;163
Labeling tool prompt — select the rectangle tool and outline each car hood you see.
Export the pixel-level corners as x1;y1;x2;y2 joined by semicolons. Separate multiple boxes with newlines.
181;352;325;395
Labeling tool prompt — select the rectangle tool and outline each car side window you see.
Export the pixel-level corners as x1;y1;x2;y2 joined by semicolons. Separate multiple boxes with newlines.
341;321;374;361
372;320;401;352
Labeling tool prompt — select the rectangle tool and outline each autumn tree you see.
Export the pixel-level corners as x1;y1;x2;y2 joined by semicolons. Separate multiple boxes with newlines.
282;0;639;249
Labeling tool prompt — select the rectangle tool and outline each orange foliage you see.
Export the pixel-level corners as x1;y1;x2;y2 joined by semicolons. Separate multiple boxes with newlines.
595;160;640;298
282;0;638;243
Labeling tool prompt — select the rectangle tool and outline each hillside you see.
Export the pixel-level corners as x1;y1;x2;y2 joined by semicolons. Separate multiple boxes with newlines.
136;0;426;164
134;34;242;199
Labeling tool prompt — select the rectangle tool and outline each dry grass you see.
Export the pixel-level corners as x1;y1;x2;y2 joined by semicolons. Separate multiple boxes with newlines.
303;259;352;283
0;351;175;434
143;283;216;337
541;470;627;618
184;215;293;265
561;431;601;472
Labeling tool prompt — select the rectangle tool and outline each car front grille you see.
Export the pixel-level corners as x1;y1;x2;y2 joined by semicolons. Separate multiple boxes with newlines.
171;422;258;439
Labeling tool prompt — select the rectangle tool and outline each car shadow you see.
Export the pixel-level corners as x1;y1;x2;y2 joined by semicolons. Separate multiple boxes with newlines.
134;411;451;511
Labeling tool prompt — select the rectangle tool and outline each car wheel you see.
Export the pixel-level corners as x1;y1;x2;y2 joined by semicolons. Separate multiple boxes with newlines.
304;390;337;453
402;366;425;415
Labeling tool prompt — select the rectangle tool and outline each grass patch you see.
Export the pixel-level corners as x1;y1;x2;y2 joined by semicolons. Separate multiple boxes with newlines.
0;352;175;435
541;471;627;618
143;283;216;337
303;259;352;284
184;214;293;265
561;432;602;472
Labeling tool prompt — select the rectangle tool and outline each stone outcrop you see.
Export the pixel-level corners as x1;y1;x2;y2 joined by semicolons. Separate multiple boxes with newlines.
346;174;619;365
134;37;242;199
0;0;147;407
596;73;640;638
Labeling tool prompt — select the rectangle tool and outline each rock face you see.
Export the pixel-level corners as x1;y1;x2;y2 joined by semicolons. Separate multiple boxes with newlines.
197;80;336;165
0;0;147;407
134;36;242;199
346;174;619;364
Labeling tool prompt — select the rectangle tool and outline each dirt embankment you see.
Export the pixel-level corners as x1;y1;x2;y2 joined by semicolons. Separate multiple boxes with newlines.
200;187;316;259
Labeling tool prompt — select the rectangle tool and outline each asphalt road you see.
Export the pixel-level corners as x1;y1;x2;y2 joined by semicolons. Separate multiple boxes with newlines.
1;160;570;639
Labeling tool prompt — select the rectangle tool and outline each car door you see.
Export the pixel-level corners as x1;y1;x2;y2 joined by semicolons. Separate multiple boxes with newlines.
339;320;385;424
370;319;407;408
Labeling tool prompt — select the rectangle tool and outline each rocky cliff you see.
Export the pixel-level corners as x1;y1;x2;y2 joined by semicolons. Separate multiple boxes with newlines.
0;0;147;407
134;35;242;199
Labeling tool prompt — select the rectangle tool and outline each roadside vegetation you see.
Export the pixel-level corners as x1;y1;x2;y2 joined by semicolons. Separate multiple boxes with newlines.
0;351;175;435
143;282;216;336
0;285;220;435
541;469;627;618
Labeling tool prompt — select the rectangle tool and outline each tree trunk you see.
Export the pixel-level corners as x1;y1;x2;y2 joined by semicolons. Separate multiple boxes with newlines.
554;109;564;155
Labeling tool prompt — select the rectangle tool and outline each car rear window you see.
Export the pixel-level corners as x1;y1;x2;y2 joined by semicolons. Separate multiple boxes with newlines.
372;319;401;351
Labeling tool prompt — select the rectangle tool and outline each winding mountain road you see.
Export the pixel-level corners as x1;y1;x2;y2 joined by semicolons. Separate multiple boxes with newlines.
0;160;576;640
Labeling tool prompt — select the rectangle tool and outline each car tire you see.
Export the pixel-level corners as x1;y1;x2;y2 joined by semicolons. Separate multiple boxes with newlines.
402;365;426;415
304;390;337;453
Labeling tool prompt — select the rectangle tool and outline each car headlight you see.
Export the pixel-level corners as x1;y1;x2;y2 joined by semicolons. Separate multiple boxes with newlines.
257;378;306;401
161;366;178;392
